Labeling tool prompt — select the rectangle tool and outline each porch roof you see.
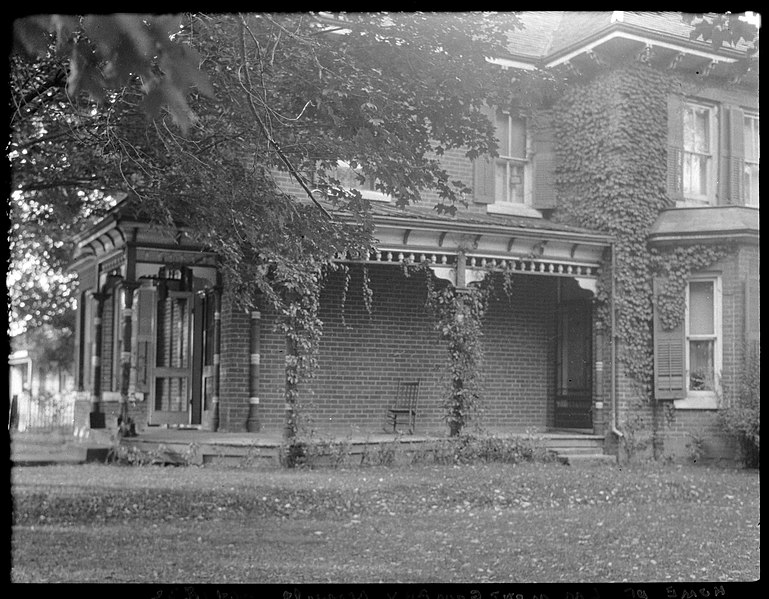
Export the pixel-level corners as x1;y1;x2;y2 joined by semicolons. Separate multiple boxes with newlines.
332;202;612;289
68;194;613;289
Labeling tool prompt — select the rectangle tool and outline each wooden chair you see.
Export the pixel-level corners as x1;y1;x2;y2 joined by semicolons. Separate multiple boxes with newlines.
385;380;420;434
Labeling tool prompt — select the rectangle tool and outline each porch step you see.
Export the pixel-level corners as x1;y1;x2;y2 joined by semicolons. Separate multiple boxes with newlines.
120;438;281;466
542;435;604;450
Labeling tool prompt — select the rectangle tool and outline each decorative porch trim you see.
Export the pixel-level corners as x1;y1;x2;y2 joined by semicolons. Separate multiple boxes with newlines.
333;249;600;279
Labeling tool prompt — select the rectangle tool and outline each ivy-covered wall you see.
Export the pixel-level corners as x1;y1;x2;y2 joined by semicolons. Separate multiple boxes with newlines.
554;61;672;395
551;60;748;461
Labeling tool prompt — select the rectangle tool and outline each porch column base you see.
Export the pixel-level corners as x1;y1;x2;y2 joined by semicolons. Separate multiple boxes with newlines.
201;397;219;432
246;397;261;432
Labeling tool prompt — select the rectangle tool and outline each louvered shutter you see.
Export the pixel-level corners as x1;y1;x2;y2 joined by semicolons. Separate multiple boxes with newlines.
473;104;496;204
532;115;556;210
134;285;156;394
653;277;686;400
667;94;685;202
726;106;746;205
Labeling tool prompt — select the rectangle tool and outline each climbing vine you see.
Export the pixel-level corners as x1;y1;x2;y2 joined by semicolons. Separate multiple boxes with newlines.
650;244;733;331
405;260;520;435
554;59;737;416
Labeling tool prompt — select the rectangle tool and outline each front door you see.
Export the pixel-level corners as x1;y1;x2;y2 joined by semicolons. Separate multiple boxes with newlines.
554;293;593;429
150;289;198;426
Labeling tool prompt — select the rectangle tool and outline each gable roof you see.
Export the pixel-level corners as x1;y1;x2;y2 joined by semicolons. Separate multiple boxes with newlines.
504;11;754;63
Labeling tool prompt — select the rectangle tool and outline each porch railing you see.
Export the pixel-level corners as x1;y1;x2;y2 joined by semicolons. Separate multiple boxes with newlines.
9;393;75;432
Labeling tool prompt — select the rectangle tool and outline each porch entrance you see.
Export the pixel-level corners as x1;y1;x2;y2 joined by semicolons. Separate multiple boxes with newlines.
554;280;593;430
137;268;216;427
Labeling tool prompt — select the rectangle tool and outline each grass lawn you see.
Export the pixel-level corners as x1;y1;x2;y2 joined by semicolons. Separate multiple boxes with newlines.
11;461;759;583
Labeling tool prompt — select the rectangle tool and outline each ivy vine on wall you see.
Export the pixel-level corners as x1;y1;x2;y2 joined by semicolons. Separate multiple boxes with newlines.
650;244;733;331
553;61;734;397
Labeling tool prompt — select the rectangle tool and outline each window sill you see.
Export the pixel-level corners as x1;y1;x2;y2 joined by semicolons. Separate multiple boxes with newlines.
487;203;542;218
673;394;719;410
359;190;392;203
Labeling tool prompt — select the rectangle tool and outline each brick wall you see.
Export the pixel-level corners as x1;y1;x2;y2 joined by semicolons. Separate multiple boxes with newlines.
616;244;758;464
237;265;559;436
272;147;488;215
217;289;252;431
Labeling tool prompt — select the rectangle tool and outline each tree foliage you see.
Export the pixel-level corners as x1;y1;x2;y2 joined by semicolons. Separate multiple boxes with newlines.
9;12;529;337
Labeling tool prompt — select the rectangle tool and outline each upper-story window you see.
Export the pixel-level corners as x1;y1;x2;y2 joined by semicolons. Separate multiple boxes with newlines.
473;105;553;216
744;113;759;207
331;160;391;202
493;111;530;205
682;101;717;202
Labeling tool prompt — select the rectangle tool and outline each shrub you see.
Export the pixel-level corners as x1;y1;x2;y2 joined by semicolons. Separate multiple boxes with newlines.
719;344;760;468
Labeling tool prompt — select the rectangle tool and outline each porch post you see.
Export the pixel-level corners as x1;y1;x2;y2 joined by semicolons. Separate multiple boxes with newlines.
246;309;262;432
210;288;222;432
118;281;140;436
283;289;301;445
89;291;109;429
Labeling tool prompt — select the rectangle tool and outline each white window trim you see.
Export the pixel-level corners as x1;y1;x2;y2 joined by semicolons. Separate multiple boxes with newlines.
678;100;718;207
487;111;542;218
674;275;722;410
744;112;759;208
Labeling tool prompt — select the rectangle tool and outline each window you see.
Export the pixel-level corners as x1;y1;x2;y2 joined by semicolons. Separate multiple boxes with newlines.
493;111;529;205
682;102;717;202
473;105;553;215
685;278;721;396
744;114;759;207
332;160;391;202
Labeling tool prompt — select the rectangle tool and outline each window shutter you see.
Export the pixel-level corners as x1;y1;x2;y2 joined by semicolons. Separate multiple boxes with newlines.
134;285;156;393
532;117;556;210
744;278;760;348
653;277;686;400
726;106;746;205
667;94;685;202
472;156;496;204
473;104;496;204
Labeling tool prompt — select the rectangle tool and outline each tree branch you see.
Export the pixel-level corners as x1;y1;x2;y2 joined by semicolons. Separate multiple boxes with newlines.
237;15;332;220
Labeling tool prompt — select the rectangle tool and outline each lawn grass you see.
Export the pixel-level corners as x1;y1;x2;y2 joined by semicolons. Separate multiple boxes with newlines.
11;462;760;583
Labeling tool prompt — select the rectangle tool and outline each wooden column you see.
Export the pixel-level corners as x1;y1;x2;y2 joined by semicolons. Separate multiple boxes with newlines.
89;291;109;429
246;309;262;432
210;289;222;432
118;281;140;436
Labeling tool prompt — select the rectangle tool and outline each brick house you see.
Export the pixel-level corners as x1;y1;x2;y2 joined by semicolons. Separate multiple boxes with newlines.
68;12;758;463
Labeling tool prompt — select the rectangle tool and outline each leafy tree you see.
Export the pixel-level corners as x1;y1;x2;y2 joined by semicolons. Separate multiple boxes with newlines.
683;12;760;80
9;13;529;324
10;12;536;442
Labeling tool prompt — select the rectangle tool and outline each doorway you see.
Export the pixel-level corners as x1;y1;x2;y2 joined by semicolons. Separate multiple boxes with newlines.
554;280;593;430
142;269;207;427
